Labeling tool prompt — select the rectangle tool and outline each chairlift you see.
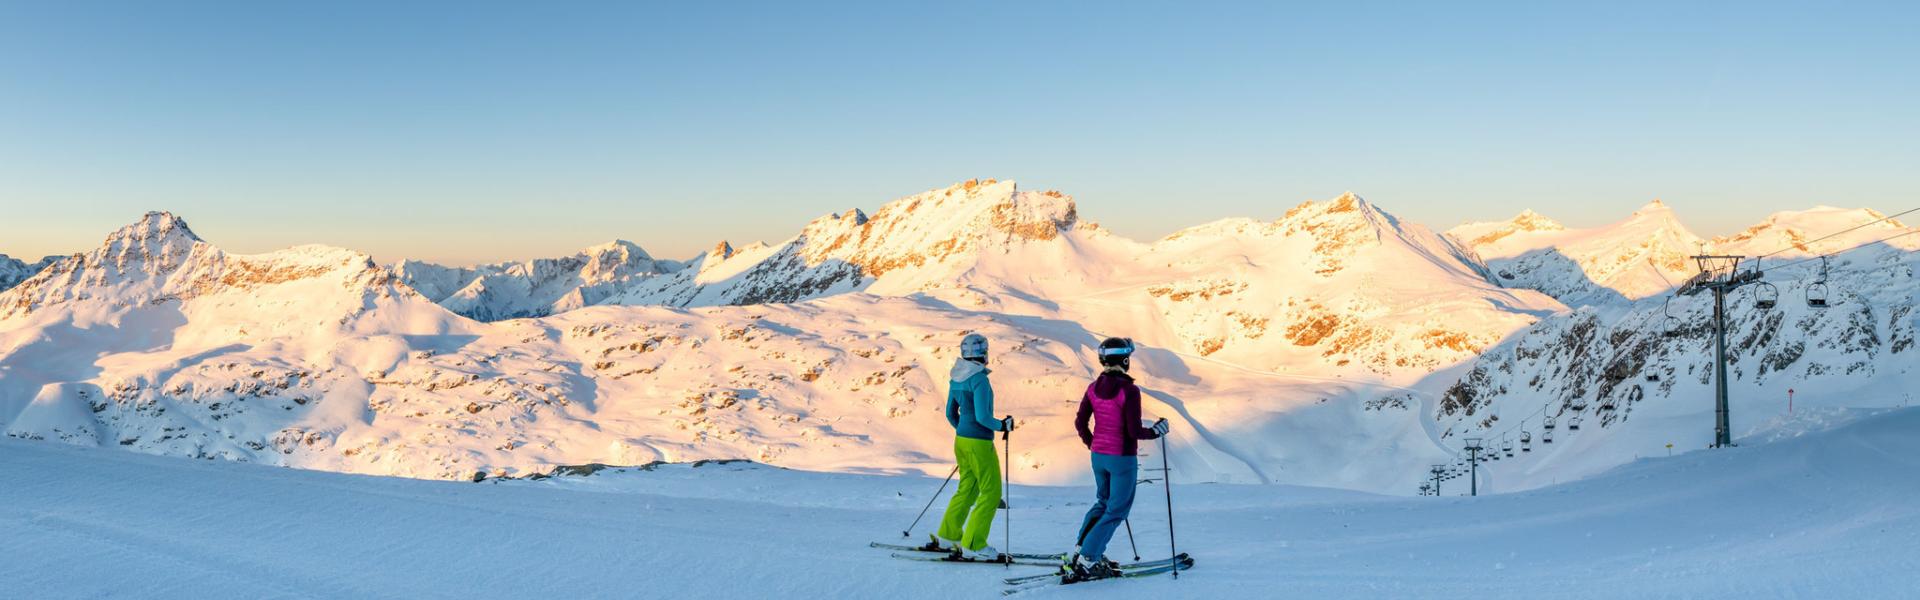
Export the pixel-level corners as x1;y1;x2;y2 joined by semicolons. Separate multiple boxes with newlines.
1806;256;1832;309
1600;397;1617;411
1569;416;1583;431
1570;397;1588;411
1521;432;1533;452
1542;429;1554;444
1754;282;1779;310
1661;296;1685;338
1543;415;1556;431
1806;284;1830;308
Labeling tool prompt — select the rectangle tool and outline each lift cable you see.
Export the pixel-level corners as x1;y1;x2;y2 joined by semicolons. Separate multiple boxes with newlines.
1753;206;1920;260
1762;228;1920;273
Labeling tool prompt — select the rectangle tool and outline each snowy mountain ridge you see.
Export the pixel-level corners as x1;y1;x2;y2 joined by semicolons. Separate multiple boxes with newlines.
1;186;1914;497
0;253;60;295
1446;200;1703;307
396;239;683;321
598;178;1084;308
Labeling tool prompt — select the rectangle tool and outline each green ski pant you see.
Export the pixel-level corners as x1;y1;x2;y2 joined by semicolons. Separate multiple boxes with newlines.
936;436;1001;551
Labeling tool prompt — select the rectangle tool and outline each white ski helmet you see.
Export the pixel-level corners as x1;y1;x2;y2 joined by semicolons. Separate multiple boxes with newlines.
960;333;989;359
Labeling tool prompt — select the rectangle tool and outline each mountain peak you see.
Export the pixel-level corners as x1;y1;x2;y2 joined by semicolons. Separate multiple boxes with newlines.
581;239;654;261
1510;209;1564;232
1281;191;1391;225
1633;199;1671;215
796;178;1075;268
113;211;202;243
83;211;209;276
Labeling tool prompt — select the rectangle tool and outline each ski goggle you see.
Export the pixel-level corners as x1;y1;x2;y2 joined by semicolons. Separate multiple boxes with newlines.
1099;339;1135;356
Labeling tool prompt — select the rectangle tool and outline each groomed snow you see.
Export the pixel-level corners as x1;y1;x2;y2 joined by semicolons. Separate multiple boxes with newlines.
4;408;1915;599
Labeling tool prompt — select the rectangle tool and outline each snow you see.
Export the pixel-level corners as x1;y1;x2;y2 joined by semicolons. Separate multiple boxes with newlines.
1;187;1915;501
3;183;1918;597
1435;207;1920;493
3;407;1916;599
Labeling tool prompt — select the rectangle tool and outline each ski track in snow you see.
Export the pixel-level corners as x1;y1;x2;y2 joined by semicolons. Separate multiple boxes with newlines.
4;408;1917;599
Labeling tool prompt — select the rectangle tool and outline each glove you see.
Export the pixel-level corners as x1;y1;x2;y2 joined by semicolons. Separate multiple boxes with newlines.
1150;419;1170;436
1001;416;1017;432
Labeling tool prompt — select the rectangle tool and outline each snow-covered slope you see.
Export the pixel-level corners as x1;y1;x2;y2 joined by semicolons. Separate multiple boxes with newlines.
1448;201;1703;307
395;240;682;321
609;183;1564;380
0;210;1474;491
3;191;1912;500
4;407;1916;599
1080;193;1559;376
1432;207;1919;491
1711;206;1914;258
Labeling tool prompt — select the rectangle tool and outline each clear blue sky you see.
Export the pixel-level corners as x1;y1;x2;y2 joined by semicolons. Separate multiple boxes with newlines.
3;1;1915;265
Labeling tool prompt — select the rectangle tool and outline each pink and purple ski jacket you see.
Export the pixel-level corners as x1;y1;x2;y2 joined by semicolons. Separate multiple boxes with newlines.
1074;371;1162;456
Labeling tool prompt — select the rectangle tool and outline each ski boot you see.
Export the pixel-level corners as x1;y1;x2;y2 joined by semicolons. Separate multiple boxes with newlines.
919;533;961;554
960;544;1006;563
1064;554;1122;582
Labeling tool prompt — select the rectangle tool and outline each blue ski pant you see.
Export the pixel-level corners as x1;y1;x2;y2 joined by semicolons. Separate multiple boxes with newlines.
1074;452;1138;561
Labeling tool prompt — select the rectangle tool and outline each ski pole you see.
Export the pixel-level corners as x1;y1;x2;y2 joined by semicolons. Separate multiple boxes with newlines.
903;465;958;538
1159;422;1178;580
1123;519;1141;561
1003;424;1012;568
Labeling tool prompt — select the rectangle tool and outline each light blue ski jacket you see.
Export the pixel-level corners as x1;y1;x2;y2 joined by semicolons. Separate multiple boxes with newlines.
946;359;1005;440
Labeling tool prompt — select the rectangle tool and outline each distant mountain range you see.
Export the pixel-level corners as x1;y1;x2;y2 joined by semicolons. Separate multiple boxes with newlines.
3;180;1914;494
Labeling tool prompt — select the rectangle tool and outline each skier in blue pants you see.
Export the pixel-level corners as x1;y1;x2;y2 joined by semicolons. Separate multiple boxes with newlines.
1066;337;1170;581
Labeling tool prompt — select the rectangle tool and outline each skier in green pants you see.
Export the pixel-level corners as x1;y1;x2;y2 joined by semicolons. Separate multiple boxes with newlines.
926;332;1015;561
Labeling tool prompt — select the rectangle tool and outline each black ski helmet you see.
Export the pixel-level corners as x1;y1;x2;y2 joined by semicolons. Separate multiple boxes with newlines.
1098;337;1135;370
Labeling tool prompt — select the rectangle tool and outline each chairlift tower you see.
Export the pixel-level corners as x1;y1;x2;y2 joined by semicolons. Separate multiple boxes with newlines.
1464;438;1484;497
1430;464;1446;497
1676;255;1764;448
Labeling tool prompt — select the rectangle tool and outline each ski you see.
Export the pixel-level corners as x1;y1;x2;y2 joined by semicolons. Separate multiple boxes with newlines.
1001;558;1195;595
868;541;1064;561
1001;553;1191;585
888;552;1061;567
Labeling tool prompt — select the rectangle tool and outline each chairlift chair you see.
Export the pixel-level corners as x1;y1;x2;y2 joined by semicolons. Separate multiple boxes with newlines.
1542;429;1554;444
1754;282;1779;310
1806;256;1832;309
1571;397;1588;411
1569;416;1583;431
1543;415;1556;430
1600;397;1617;411
1520;431;1533;452
1661;297;1685;338
1806;283;1831;308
